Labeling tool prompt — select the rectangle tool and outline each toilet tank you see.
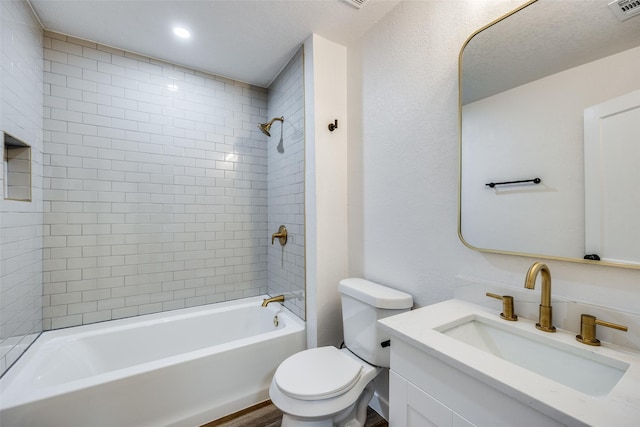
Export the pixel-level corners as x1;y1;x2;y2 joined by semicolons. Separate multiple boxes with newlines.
339;278;413;367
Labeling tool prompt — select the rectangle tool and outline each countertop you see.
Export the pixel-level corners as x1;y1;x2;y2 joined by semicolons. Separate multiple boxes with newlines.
378;299;640;427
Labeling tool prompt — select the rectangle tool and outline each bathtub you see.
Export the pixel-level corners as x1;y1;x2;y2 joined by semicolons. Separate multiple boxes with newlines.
0;296;305;427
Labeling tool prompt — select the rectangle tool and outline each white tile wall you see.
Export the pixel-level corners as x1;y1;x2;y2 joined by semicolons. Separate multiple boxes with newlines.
266;48;306;319
42;32;271;329
0;0;44;375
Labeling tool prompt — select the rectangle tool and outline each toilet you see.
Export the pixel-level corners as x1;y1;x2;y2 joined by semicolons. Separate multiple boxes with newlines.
269;278;413;426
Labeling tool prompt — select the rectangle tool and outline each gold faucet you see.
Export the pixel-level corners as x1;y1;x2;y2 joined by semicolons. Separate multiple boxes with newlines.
576;314;627;346
524;262;556;332
261;295;285;307
486;292;518;321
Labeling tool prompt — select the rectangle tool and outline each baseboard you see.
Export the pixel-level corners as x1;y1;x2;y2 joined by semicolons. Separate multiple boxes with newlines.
368;392;389;421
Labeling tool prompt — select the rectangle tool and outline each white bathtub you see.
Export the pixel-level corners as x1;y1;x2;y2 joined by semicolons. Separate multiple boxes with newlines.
0;296;305;427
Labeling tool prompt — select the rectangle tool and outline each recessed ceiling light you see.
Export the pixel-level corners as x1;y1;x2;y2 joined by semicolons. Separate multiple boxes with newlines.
173;27;191;39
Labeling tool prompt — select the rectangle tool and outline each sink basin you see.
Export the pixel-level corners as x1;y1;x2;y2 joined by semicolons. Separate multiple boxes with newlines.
438;316;629;396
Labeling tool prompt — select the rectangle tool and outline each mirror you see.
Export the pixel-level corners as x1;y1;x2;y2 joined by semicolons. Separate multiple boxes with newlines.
459;0;640;269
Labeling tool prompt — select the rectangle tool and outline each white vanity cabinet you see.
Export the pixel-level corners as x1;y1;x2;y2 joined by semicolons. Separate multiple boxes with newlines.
388;339;565;427
390;370;475;427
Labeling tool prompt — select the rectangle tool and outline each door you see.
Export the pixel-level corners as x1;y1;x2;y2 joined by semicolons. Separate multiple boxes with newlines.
584;89;640;265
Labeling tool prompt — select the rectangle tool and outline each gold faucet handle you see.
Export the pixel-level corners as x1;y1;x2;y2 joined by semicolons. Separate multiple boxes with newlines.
486;292;518;321
271;225;288;245
576;314;628;346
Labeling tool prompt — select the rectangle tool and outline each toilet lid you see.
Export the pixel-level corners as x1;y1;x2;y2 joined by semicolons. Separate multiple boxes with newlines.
275;347;363;400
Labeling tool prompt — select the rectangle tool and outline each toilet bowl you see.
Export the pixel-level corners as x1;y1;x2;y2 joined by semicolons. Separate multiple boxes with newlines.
269;278;413;427
269;347;381;426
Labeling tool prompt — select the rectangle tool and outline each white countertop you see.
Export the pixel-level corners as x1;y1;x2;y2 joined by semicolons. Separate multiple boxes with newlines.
378;299;640;427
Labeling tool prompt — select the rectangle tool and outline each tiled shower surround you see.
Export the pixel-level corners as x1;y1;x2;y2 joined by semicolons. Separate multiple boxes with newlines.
0;0;44;374
267;48;305;319
41;32;305;329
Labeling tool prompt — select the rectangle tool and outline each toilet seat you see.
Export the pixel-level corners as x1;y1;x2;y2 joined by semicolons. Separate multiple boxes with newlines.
270;347;382;420
274;347;363;400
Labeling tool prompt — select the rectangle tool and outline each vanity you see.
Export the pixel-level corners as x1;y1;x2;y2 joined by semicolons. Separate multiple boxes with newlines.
379;299;640;426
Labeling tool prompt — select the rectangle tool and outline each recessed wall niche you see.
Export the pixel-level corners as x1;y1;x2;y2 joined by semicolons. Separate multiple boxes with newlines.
3;132;32;202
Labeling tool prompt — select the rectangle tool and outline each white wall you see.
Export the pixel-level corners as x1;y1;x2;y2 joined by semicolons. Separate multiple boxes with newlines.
462;46;640;258
0;0;43;375
305;34;349;348
347;0;640;317
41;32;270;329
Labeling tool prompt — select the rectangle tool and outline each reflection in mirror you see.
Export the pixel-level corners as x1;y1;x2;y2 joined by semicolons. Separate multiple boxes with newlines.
459;0;640;268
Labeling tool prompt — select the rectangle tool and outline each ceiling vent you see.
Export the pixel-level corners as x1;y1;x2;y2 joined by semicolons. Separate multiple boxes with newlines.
341;0;366;9
608;0;640;21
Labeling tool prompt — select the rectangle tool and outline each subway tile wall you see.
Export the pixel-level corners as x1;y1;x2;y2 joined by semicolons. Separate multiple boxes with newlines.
0;0;44;375
266;48;306;319
41;32;272;329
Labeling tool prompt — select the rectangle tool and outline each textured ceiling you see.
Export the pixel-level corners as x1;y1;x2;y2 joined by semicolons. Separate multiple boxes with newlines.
462;0;640;104
30;0;640;95
29;0;401;88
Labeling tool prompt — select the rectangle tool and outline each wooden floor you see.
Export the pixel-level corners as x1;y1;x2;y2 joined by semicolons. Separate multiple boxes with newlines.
202;400;388;427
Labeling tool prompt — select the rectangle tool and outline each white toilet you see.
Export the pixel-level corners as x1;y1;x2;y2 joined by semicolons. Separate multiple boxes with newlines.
269;278;413;426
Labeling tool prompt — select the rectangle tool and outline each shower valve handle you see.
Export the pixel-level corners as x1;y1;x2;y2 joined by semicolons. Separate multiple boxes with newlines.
272;225;288;246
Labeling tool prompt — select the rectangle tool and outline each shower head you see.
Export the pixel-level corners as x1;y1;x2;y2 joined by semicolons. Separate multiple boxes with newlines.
258;116;284;137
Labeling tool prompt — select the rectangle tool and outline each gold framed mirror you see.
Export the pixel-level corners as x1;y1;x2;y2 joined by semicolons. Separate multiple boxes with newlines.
458;0;640;269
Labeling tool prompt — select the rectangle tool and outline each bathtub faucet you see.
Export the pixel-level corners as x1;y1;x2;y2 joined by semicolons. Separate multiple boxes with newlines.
262;295;285;307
